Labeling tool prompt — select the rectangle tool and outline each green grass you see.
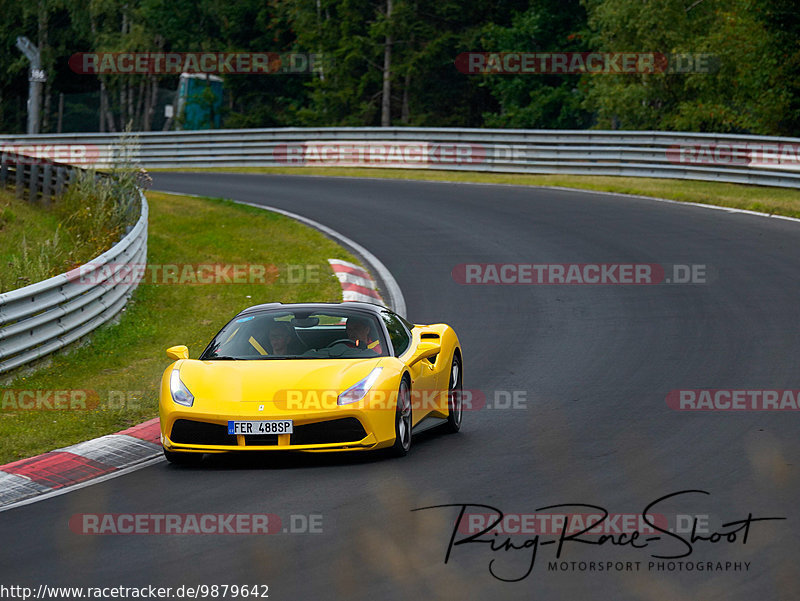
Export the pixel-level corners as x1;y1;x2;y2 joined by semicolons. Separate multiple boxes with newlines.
155;166;800;219
0;191;359;464
0;171;139;293
0;188;79;292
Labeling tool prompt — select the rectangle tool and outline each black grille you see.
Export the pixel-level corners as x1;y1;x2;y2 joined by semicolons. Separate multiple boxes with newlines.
244;434;280;446
170;420;236;445
291;418;367;445
170;418;367;447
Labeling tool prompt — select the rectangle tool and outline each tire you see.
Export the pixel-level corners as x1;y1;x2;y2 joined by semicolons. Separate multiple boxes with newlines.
444;354;463;433
389;378;412;457
163;448;204;465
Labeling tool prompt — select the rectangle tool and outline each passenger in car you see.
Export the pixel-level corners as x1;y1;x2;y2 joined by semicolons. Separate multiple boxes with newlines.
269;321;306;355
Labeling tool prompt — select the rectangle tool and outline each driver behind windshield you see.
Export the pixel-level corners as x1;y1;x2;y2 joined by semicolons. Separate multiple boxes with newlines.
345;316;383;354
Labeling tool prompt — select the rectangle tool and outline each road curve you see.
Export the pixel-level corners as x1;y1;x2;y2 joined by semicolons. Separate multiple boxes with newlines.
1;172;798;600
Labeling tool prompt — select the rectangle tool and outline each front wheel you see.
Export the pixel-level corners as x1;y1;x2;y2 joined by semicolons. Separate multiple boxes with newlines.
444;354;462;433
389;378;412;457
163;449;204;466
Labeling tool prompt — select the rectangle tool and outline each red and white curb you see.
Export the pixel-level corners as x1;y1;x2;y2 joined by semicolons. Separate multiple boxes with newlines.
0;419;160;509
328;259;384;304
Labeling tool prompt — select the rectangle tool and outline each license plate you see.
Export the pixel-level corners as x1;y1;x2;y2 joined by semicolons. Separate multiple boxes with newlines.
227;420;293;435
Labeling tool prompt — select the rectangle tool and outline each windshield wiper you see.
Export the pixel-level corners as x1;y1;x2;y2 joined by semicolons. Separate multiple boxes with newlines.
203;355;238;360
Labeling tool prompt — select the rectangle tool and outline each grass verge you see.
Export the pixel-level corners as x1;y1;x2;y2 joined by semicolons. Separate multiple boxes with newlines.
0;188;84;292
155;167;800;219
0;168;140;293
0;190;358;464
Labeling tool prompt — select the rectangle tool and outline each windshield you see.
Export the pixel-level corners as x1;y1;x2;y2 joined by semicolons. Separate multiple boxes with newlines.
199;308;388;360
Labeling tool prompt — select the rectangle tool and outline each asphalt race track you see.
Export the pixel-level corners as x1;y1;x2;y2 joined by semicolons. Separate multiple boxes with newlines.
2;172;798;600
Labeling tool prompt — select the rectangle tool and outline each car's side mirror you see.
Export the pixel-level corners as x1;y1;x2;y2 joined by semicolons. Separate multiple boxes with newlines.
408;341;440;366
166;345;189;361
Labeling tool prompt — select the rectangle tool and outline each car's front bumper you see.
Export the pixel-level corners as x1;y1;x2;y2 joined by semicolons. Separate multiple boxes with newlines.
159;398;398;454
161;417;383;453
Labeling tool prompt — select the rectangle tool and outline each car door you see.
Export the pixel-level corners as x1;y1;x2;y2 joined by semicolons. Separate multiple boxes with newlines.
381;310;440;424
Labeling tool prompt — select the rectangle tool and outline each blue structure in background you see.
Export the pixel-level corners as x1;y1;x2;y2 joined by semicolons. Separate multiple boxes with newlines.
176;73;223;130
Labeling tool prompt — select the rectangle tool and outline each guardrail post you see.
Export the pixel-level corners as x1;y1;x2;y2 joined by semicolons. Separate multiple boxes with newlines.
0;153;8;188
55;166;66;197
15;160;24;199
29;163;40;201
41;164;52;202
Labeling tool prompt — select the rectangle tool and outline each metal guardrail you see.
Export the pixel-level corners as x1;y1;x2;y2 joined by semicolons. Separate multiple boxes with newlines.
0;158;148;375
2;127;800;188
0;125;792;372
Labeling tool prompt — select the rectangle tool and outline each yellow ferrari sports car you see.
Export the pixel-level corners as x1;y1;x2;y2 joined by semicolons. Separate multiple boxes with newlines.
158;302;463;464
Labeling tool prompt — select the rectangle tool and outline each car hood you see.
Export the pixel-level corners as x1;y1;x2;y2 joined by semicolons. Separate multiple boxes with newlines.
176;357;386;403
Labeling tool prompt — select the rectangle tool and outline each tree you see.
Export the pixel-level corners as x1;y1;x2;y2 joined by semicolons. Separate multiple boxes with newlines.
479;0;592;129
580;0;795;135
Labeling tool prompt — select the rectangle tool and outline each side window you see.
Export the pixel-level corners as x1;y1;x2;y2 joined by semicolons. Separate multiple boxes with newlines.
380;310;411;356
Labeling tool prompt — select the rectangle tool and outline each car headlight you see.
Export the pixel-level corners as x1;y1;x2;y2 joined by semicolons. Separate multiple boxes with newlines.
170;368;194;407
338;367;383;406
